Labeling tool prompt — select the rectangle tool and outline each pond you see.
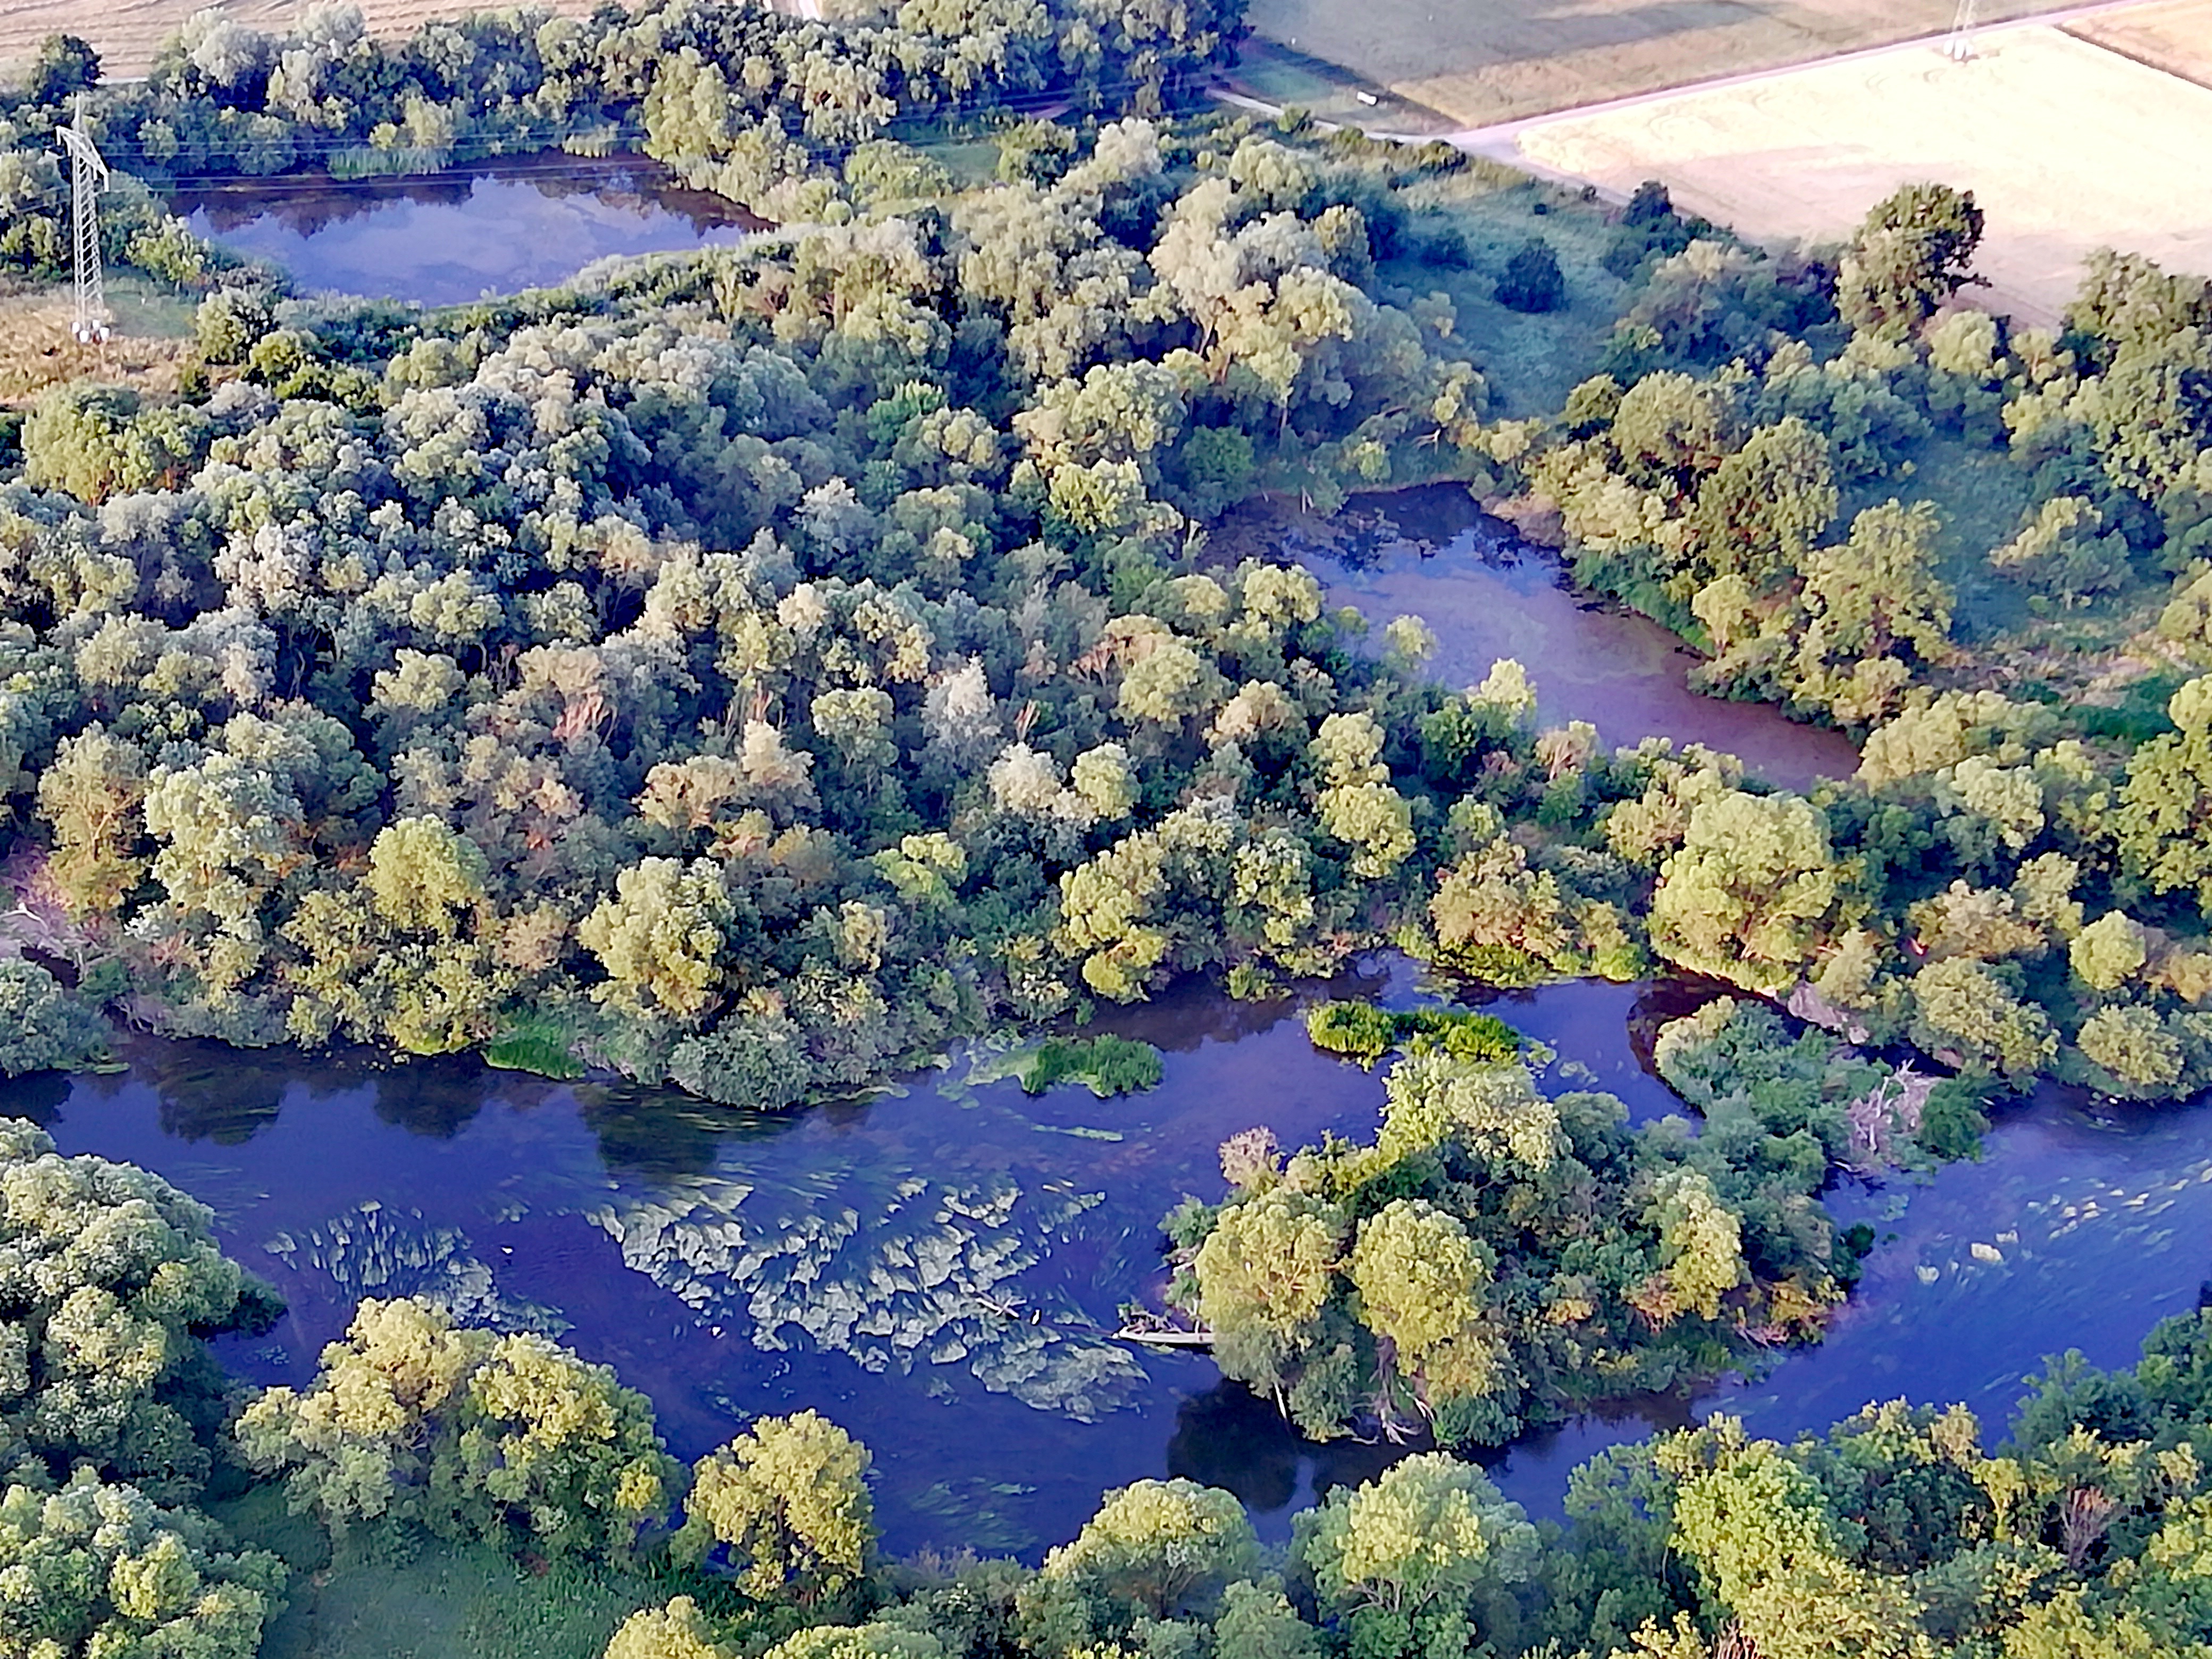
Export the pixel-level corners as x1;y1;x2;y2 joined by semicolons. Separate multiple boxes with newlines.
173;155;765;307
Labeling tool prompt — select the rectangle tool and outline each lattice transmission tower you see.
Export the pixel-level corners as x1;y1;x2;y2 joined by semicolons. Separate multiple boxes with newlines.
56;93;111;345
1945;0;1981;62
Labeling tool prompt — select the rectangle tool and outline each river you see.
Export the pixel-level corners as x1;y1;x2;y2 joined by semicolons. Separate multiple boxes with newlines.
28;173;2212;1553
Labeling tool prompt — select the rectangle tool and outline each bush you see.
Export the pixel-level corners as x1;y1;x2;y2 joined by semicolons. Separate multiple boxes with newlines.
1019;1034;1164;1096
1496;238;1566;313
1305;1000;1520;1069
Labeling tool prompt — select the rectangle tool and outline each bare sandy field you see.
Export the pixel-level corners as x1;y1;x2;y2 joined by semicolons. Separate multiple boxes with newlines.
2066;0;2212;86
1246;0;2084;128
1506;26;2212;322
0;0;609;85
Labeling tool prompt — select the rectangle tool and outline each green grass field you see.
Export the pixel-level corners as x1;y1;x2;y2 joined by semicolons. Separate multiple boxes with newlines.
216;1488;665;1659
1387;171;1633;420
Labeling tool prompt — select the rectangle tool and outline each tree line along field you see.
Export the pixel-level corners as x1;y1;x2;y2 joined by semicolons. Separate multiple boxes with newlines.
1507;23;2212;323
1242;0;2082;130
0;0;608;82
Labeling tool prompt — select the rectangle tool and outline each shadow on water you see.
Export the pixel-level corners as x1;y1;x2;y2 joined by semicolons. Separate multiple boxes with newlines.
1167;1382;1415;1539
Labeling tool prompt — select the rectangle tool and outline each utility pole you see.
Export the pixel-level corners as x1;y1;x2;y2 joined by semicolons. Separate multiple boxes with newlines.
1944;0;1981;63
56;91;111;346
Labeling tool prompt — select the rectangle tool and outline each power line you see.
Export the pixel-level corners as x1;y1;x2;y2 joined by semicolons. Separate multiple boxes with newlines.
56;91;113;343
1945;0;1981;63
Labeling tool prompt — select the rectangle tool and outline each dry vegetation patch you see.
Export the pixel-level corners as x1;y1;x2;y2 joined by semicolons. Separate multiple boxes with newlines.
0;284;192;405
1508;27;2212;321
1244;0;2076;128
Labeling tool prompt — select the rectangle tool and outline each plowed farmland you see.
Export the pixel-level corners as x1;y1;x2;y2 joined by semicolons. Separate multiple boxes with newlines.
2066;0;2212;87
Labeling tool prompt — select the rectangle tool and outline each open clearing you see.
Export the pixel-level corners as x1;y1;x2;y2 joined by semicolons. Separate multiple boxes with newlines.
0;0;607;84
1245;0;2085;128
2066;0;2212;86
1505;26;2212;322
0;280;192;405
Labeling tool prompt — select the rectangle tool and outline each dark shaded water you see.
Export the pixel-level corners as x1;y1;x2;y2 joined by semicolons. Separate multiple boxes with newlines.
176;156;764;306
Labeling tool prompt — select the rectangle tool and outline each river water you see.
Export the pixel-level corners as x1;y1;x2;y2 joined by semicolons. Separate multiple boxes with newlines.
0;961;1678;1553
26;178;2211;1552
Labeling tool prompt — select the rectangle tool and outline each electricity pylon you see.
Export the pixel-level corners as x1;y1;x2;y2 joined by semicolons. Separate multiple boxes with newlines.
1944;0;1981;63
56;92;111;346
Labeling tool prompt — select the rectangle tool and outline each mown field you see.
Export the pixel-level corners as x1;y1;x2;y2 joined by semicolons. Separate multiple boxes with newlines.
2067;0;2212;86
1243;0;2079;129
1510;25;2212;321
0;0;608;83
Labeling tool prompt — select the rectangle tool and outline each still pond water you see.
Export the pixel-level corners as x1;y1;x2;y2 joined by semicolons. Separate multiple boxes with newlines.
177;156;763;307
38;169;2207;1553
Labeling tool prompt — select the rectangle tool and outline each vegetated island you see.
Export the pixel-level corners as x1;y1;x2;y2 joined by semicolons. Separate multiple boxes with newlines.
3;1;2212;1655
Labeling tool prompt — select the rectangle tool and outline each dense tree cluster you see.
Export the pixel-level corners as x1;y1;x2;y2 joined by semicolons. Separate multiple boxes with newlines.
584;1308;2212;1659
0;114;1509;1110
0;0;1243;211
1162;1002;1857;1452
0;1122;288;1658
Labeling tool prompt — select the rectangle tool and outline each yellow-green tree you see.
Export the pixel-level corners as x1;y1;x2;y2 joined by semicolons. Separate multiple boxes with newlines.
673;1411;875;1603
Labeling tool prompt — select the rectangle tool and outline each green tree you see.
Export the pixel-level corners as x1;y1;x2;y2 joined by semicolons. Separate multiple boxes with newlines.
1644;1168;1747;1321
1907;957;2058;1082
2118;677;2212;918
1987;495;2135;609
366;815;490;937
1192;1188;1345;1395
1041;1478;1261;1619
1665;1431;1926;1659
577;857;738;1023
28;33;100;104
36;724;149;923
1649;791;1837;994
236;1296;485;1535
1347;1199;1490;1364
1496;238;1565;313
2071;910;2152;992
763;1626;946;1659
605;1597;738;1659
0;960;112;1077
1836;182;1985;339
1294;1453;1537;1653
238;1297;676;1558
673;1411;875;1603
0;1471;283;1659
1695;417;1837;591
0;1121;276;1502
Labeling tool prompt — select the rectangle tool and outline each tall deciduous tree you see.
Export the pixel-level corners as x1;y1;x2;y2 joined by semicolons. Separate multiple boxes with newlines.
1836;182;1985;339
